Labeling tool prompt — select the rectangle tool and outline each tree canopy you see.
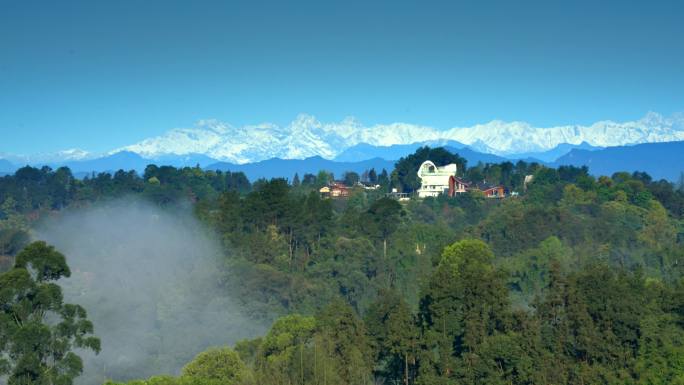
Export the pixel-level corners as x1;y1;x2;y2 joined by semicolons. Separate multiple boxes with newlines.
391;146;467;192
0;241;100;385
3;146;684;384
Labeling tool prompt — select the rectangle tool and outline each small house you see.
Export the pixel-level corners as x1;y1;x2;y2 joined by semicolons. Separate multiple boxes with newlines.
319;186;331;197
320;182;351;198
481;185;506;198
355;181;381;190
448;176;470;197
386;188;410;201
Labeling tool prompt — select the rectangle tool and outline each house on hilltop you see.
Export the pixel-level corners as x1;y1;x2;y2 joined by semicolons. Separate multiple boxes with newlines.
386;188;410;201
319;182;351;198
416;160;507;199
354;181;381;190
449;176;470;196
417;160;462;198
480;185;506;198
468;181;507;198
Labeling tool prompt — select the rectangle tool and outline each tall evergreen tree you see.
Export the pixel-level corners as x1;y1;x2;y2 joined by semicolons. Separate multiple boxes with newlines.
368;168;378;184
365;289;418;384
417;239;510;384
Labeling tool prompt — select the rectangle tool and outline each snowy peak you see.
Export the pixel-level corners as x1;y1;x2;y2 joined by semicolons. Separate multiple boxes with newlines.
113;112;684;163
1;148;94;165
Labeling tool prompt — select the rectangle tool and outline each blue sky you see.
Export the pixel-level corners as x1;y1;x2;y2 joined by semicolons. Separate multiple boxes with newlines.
1;0;683;154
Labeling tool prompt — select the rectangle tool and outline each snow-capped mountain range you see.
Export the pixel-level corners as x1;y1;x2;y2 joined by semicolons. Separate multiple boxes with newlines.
3;112;684;166
0;148;94;165
116;112;684;164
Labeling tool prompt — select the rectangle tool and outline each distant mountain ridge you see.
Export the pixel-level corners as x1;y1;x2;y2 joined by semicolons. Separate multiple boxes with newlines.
111;112;684;164
554;141;684;181
333;140;467;162
332;141;593;165
0;159;15;174
0;152;223;175
4;112;684;167
507;142;603;163
3;139;683;182
205;156;396;181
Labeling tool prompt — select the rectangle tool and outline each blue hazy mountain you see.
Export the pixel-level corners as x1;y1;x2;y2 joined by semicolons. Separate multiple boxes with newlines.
554;141;684;181
13;151;393;181
43;152;394;181
206;156;396;181
508;142;603;162
32;152;222;175
0;158;16;175
332;140;510;166
443;146;510;165
0;158;15;171
9;140;683;183
151;153;221;168
334;140;468;162
56;152;151;174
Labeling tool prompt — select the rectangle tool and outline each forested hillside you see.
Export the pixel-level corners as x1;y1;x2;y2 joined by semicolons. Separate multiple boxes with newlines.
2;147;684;384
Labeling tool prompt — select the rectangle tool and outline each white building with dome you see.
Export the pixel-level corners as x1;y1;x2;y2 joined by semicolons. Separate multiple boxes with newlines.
416;160;460;198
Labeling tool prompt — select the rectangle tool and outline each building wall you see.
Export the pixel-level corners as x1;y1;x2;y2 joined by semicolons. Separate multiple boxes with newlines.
448;177;469;196
417;161;458;198
483;186;505;198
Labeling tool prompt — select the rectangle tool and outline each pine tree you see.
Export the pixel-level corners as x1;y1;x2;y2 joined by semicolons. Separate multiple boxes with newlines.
365;290;418;385
368;168;378;184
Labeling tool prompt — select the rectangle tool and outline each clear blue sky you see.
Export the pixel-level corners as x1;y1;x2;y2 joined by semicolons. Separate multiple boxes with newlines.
1;0;683;154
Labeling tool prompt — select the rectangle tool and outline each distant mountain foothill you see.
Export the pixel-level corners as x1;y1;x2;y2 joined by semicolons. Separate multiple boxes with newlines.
1;140;683;182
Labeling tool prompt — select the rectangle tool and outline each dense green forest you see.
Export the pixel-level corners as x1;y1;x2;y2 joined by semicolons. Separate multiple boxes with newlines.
2;147;684;384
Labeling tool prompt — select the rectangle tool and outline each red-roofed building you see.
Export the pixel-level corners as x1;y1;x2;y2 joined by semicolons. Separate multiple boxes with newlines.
481;185;506;198
320;182;351;198
448;176;470;197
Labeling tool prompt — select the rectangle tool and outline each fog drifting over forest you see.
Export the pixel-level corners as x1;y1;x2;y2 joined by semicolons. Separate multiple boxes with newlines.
35;199;266;384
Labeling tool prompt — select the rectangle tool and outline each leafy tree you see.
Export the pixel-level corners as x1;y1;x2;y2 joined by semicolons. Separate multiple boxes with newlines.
181;347;252;385
365;289;418;384
417;239;511;384
363;198;404;259
503;236;573;304
343;172;360;186
104;347;252;385
315;299;373;385
234;337;262;368
255;314;316;385
316;171;333;187
466;162;486;185
638;200;676;249
635;280;684;384
0;241;100;385
0;228;29;261
301;173;317;186
311;237;377;312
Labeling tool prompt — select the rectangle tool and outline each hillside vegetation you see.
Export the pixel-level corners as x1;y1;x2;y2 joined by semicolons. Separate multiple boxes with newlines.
2;147;684;384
